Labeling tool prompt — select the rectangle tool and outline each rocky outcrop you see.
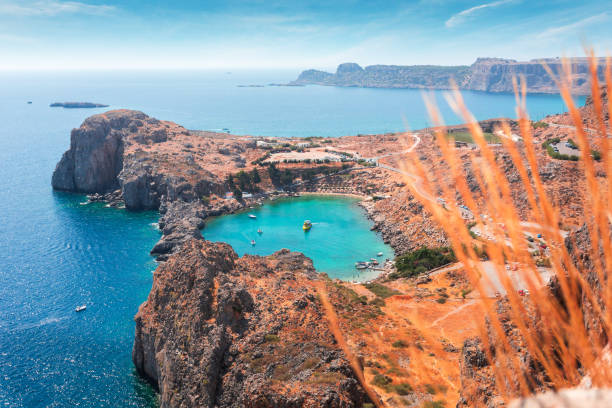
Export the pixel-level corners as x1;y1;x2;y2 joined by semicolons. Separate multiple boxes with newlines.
52;111;130;192
133;239;368;408
292;58;605;95
51;110;229;260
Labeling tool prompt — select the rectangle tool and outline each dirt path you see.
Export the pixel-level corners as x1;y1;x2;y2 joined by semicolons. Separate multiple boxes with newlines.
430;300;477;327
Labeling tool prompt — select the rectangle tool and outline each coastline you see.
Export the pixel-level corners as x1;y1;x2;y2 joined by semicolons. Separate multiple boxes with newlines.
298;191;366;200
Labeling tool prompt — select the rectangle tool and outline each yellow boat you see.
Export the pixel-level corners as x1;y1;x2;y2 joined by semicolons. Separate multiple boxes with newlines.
302;220;312;231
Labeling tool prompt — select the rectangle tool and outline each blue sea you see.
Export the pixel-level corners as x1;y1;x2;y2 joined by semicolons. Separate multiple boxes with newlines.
0;70;583;407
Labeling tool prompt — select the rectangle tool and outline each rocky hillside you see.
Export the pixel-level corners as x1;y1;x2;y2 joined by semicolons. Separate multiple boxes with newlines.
133;239;369;408
292;58;605;94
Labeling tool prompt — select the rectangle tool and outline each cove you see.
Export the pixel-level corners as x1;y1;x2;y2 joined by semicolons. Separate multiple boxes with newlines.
203;195;394;281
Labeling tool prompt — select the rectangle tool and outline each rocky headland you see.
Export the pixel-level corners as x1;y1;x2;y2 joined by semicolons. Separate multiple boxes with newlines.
52;110;244;260
133;239;369;407
292;58;606;95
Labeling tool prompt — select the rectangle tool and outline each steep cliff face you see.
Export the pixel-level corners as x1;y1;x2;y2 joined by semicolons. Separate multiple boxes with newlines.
292;58;604;94
461;58;604;94
133;239;367;408
52;111;129;192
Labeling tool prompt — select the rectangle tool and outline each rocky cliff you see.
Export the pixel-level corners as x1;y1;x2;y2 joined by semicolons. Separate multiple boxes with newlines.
294;62;469;90
52;110;229;260
292;58;605;94
133;239;368;408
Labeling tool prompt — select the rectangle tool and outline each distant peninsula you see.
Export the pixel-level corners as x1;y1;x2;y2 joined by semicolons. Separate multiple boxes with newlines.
50;102;109;109
291;58;605;95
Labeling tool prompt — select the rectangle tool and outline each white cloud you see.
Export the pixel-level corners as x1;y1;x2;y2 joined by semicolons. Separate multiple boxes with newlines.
0;0;115;16
445;0;514;28
535;12;609;40
0;33;34;42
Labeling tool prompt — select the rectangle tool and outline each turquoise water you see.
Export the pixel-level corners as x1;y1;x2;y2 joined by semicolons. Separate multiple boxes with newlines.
0;69;582;407
203;196;394;281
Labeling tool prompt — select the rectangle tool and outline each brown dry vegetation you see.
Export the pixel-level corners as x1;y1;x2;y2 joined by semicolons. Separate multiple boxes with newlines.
321;54;612;407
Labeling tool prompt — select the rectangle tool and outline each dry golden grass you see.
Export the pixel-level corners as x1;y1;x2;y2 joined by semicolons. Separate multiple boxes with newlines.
319;54;612;407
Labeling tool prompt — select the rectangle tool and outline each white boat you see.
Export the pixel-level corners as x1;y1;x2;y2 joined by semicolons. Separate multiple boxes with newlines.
251;240;256;246
377;252;383;256
355;264;368;270
248;214;257;219
75;305;86;312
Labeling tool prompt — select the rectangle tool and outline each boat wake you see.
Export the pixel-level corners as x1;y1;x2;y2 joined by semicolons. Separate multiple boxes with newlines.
11;315;69;332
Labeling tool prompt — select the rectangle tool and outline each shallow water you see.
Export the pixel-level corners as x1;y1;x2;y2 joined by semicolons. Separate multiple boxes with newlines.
203;196;394;281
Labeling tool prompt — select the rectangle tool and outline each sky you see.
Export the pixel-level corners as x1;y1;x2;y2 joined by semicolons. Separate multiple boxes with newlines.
0;0;610;70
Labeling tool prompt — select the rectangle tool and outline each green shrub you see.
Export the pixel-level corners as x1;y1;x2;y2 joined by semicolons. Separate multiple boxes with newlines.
264;334;280;343
533;121;549;129
391;383;412;395
592;150;602;161
423;401;445;408
392;340;407;348
364;283;400;299
389;247;455;279
372;374;392;387
369;297;386;307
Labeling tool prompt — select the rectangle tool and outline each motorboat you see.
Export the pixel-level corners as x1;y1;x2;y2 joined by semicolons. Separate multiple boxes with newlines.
75;305;87;312
377;252;383;256
251;240;256;246
302;220;312;231
248;214;257;219
257;228;263;234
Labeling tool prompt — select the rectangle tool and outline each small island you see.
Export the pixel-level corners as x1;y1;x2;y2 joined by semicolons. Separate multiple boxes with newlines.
50;102;109;109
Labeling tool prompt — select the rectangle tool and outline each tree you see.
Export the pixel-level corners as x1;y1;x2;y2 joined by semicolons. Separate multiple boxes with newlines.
250;168;261;183
268;164;281;185
232;188;243;201
237;170;252;191
226;174;235;190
